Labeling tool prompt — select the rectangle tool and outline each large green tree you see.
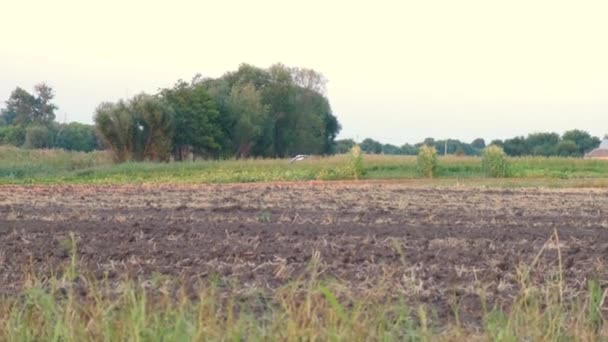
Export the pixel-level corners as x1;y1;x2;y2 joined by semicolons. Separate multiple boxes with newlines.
55;122;100;152
131;94;174;161
160;81;224;160
0;84;56;126
94;100;136;162
226;83;268;158
360;138;382;154
200;63;340;157
562;129;600;156
94;94;173;162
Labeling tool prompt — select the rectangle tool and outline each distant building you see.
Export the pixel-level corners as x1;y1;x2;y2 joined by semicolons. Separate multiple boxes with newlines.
585;139;608;159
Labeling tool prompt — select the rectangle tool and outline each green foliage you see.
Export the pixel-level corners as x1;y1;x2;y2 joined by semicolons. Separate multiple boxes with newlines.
94;101;136;162
2;246;607;340
382;143;401;155
202;63;340;157
0;146;111;179
471;138;486;149
482;145;509;177
502;130;600;157
23;125;54;149
490;139;504;148
0;125;26;146
416;145;437;178
556;139;579;157
334;139;356;154
55;122;100;152
132;94;174;162
4;150;608;185
360;138;382;154
349;145;364;179
160;80;224;159
562;129;600;156
400;143;418;155
94;94;173;162
1;84;56;126
227;83;269;158
0;83;104;153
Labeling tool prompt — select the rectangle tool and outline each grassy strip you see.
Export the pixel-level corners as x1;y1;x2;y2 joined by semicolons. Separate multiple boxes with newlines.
2;147;608;185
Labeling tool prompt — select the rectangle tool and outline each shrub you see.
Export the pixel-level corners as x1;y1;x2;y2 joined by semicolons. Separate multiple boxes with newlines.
349;145;364;179
416;145;437;178
0;125;26;146
23;125;54;149
482;145;509;177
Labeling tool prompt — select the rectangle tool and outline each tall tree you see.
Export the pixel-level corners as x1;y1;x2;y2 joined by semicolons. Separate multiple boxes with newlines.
55;122;100;152
471;138;486;150
94;94;173;162
526;132;560;156
562;129;600;156
131;94;174;161
226;83;268;158
264;63;296;157
1;84;57;126
161;81;224;160
360;138;383;154
503;136;528;156
291;67;327;94
94;101;136;162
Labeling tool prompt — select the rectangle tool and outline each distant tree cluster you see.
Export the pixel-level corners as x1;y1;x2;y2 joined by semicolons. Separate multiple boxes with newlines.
343;130;602;157
0;84;101;152
498;131;600;157
344;137;483;156
95;63;341;162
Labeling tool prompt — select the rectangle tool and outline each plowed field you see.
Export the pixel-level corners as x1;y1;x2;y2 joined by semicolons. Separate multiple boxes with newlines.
2;182;608;324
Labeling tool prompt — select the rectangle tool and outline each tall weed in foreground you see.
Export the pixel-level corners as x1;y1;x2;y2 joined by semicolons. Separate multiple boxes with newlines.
348;145;364;179
482;145;509;177
416;145;437;178
1;236;608;340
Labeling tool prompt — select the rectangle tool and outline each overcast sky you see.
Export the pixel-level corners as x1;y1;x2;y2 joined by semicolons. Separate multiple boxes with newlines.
1;0;606;145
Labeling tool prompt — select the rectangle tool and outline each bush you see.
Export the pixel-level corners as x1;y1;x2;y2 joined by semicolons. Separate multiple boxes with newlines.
0;125;26;146
56;122;100;152
349;145;364;179
23;125;54;149
482;145;509;177
417;145;437;178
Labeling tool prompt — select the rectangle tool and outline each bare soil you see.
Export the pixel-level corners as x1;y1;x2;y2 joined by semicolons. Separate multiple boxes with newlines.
2;182;608;324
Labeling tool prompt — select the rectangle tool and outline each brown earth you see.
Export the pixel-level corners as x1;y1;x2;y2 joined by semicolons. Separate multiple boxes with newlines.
1;182;608;324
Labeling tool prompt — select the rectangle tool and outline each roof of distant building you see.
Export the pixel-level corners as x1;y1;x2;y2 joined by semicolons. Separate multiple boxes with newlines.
586;148;608;158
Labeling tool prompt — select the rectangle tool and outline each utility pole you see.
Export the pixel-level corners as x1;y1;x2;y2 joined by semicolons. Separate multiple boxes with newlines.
444;140;448;156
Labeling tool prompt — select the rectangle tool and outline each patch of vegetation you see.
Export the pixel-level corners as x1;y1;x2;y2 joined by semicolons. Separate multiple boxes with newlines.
482;145;509;177
2;243;607;341
416;145;438;178
2;147;608;185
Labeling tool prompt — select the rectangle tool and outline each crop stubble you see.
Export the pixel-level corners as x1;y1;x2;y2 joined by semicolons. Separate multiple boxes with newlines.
1;182;608;323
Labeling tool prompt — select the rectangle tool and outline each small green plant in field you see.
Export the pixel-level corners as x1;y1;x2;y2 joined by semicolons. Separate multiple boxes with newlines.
257;210;271;223
416;145;437;178
347;145;364;179
482;145;509;177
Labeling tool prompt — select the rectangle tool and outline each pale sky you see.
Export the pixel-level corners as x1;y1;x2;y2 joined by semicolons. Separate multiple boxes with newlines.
1;0;607;145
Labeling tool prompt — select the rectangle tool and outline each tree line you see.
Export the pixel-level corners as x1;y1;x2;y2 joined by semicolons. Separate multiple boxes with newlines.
95;63;340;162
1;66;604;160
0;84;101;152
340;130;604;157
0;64;341;161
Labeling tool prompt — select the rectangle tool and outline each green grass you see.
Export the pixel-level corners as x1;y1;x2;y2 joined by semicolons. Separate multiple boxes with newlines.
2;146;608;186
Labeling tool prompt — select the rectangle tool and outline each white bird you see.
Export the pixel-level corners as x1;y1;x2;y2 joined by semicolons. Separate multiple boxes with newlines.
288;154;311;163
